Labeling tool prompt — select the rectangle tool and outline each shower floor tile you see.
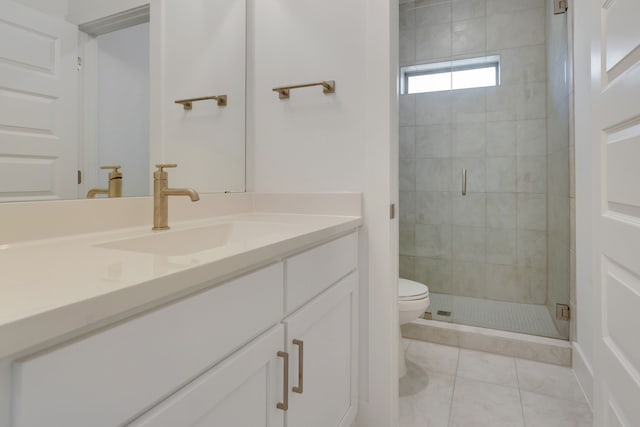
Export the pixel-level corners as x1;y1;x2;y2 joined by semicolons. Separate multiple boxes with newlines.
427;293;563;339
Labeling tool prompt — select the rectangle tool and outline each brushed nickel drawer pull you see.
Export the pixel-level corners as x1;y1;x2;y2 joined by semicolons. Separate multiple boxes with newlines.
292;339;304;394
276;351;289;411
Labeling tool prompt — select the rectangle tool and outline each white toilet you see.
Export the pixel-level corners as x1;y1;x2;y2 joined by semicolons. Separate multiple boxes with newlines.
398;278;430;378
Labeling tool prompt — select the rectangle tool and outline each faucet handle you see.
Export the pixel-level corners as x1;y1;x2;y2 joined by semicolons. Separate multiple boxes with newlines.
100;165;122;180
155;164;178;172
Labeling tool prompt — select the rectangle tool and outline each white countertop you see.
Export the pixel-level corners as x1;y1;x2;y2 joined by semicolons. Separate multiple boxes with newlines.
0;212;361;359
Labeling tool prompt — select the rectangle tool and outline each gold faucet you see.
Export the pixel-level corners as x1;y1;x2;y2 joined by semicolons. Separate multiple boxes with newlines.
153;164;200;230
87;166;123;198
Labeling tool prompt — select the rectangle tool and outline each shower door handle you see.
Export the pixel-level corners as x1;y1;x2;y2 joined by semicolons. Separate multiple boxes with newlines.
461;168;467;196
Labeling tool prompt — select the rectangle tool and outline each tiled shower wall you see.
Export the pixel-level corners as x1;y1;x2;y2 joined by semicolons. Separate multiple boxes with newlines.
545;0;571;338
399;0;552;306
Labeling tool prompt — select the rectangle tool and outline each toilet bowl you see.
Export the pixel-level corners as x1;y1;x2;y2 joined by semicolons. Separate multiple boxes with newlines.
398;278;430;378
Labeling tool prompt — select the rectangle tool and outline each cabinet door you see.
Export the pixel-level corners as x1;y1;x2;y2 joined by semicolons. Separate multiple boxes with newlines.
128;326;285;427
284;272;358;427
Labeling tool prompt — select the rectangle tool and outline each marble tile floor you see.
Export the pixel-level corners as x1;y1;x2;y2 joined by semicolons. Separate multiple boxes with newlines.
399;339;592;427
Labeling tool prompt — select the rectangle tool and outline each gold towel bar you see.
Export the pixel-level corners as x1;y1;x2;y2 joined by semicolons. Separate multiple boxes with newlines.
175;95;227;110
272;80;335;99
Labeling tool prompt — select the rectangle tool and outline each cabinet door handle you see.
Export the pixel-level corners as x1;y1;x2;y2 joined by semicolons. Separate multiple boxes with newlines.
292;339;304;394
276;351;289;411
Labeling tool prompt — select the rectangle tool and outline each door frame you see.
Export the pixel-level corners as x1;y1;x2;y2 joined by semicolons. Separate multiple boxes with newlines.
571;0;597;409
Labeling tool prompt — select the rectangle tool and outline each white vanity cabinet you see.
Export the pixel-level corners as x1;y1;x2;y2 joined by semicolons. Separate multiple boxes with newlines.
130;232;359;427
11;264;285;427
130;273;357;427
4;231;358;427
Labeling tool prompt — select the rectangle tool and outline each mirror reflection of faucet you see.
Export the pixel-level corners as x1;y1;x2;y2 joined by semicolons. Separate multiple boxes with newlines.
153;164;200;231
86;166;123;199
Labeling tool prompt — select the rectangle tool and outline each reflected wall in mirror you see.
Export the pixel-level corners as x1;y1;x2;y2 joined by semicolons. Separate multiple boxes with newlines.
0;0;246;203
79;8;151;198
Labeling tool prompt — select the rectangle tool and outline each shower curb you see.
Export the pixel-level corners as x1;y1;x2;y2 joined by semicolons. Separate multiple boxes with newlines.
402;318;572;367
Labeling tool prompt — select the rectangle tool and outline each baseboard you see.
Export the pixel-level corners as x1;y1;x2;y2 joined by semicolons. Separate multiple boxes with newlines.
402;319;572;366
572;341;595;408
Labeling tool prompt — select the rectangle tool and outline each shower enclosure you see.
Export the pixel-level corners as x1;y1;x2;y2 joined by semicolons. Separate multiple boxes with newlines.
398;0;572;339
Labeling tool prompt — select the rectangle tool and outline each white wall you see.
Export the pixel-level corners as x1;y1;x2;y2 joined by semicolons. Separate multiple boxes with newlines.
10;0;67;16
247;1;366;192
247;0;398;425
96;23;150;197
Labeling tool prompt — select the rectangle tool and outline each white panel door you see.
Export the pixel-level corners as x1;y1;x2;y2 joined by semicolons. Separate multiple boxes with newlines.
591;0;640;425
129;326;285;427
0;0;78;201
284;272;358;427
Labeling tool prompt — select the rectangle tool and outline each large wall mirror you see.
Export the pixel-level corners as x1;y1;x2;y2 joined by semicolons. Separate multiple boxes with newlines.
0;0;246;202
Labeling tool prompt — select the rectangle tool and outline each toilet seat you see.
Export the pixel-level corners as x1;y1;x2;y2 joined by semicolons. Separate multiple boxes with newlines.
399;278;429;301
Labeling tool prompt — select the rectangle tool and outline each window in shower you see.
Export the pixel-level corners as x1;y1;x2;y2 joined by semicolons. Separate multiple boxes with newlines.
401;55;501;95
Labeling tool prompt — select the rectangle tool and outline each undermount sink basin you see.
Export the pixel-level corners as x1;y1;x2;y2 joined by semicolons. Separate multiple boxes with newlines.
96;221;299;256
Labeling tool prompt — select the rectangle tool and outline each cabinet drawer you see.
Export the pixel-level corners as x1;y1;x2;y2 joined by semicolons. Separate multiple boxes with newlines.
286;233;357;313
12;263;284;427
